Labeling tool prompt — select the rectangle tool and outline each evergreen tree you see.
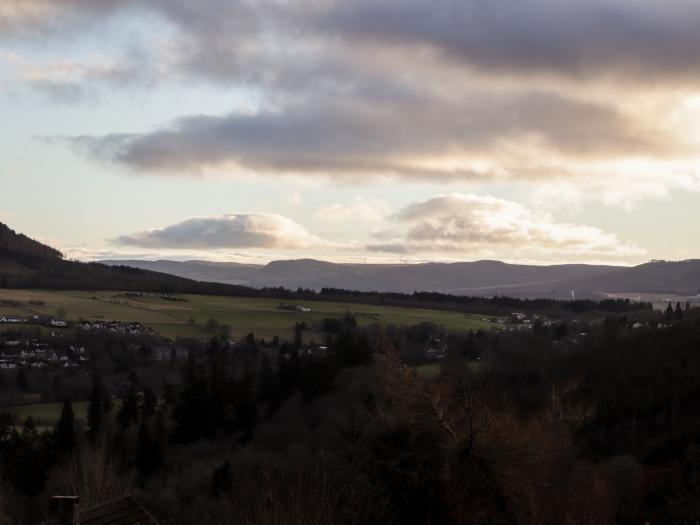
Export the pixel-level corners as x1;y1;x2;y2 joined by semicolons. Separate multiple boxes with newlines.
205;318;219;333
257;354;275;405
135;419;163;477
211;460;232;496
245;332;258;355
118;385;140;429
141;387;158;420
16;368;28;392
87;376;105;442
555;322;569;340
665;302;675;321
54;399;77;456
22;416;38;439
294;322;304;350
172;353;209;443
676;302;684;320
298;354;336;400
236;368;258;441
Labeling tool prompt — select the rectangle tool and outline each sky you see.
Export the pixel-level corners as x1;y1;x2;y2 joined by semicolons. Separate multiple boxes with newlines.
1;0;699;266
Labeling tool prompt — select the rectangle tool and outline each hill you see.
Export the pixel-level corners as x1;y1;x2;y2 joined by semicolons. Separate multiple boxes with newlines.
102;257;700;299
5;221;698;302
0;222;62;267
0;222;256;295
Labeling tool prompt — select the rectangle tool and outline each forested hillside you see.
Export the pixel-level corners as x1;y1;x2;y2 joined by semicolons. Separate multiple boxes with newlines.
0;223;63;264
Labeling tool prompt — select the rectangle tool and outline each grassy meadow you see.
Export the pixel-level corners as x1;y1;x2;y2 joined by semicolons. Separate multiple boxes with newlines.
5;400;90;430
0;289;498;340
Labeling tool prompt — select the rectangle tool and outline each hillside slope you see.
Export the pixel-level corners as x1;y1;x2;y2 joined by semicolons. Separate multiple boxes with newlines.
0;222;256;295
101;258;628;297
102;257;700;298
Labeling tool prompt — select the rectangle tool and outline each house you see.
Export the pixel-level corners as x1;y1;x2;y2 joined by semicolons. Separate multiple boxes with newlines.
278;304;312;313
37;495;159;525
50;319;68;328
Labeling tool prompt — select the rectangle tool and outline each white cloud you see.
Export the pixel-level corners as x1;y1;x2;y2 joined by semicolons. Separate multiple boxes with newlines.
368;194;644;261
116;213;325;250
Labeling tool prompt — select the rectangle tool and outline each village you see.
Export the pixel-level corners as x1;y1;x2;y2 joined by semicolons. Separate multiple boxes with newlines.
0;314;159;370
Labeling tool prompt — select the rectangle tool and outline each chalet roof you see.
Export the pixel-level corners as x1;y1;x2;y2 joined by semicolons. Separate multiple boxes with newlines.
37;496;158;525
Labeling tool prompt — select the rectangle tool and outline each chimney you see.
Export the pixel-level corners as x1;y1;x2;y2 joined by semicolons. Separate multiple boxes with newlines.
50;496;80;525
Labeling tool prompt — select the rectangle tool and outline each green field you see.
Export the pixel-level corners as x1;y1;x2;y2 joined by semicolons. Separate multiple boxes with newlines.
0;289;498;340
2;400;90;429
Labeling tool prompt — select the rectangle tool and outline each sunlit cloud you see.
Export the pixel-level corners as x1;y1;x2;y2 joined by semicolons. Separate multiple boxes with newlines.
367;194;644;261
3;0;700;263
116;213;326;250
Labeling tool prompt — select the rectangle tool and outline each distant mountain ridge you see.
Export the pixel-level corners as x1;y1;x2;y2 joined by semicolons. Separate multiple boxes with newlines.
3;221;699;299
100;258;700;298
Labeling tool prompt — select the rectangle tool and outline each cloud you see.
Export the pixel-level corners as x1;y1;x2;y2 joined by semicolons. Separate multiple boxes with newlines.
323;0;700;81
5;0;700;206
116;213;324;250
7;1;700;83
367;194;643;260
0;43;160;103
66;90;664;180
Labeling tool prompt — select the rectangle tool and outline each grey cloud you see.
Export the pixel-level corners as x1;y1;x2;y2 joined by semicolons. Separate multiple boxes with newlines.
322;0;700;80
67;90;659;179
7;0;700;90
116;213;322;250
4;0;695;196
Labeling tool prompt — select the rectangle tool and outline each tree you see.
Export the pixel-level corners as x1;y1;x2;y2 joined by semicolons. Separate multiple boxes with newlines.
258;354;276;405
118;385;140;429
294;322;304;350
87;376;107;442
665;302;675;321
245;332;258;354
141;387;158;420
172;353;209;443
135;420;163;477
218;324;232;339
206;318;219;333
211;460;232;496
555;322;569;340
55;399;77;457
23;416;38;439
236;369;258;441
676;302;684;320
16;368;28;392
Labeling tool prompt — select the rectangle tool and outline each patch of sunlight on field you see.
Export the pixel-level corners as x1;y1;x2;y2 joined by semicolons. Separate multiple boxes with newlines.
0;289;500;340
415;363;441;379
2;400;90;429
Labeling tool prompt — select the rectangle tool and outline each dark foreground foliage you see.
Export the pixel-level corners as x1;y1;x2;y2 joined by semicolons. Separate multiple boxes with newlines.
2;307;700;523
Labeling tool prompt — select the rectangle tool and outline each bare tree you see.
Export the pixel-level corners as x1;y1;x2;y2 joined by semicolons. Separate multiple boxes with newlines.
58;440;133;508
